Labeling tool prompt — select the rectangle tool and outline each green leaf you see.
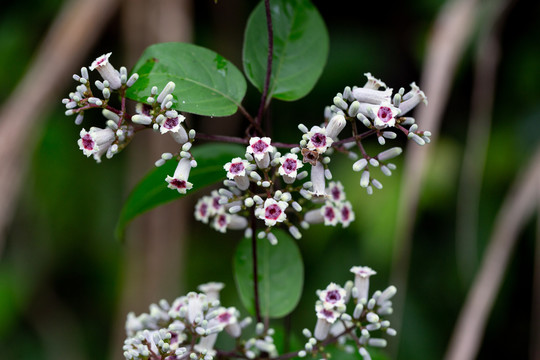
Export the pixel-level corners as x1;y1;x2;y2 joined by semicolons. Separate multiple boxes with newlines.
233;229;304;318
243;0;329;101
115;143;245;239
127;42;247;117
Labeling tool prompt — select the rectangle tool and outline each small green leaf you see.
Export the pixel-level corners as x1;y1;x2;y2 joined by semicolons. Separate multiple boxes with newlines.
233;229;304;318
127;42;247;117
115;143;245;239
243;0;329;101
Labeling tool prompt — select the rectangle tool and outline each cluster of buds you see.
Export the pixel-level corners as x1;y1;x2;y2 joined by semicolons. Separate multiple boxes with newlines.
123;282;249;360
301;266;397;360
191;136;355;244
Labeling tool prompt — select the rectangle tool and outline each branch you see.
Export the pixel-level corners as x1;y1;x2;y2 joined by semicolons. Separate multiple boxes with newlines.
255;0;274;128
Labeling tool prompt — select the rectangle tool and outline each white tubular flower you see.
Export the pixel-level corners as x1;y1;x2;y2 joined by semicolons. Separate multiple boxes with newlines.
246;137;272;169
256;198;288;227
194;197;211;224
372;102;400;129
278;153;303;184
198;282;225;302
327;181;345;203
309;161;327;198
169;126;189;145
78;127;115;162
352;87;392;105
125;312;144;337
363;72;386;90
160;115;186;134
325;114;347;139
165;158;193;194
89;53;122;90
338;201;355;228
350;266;377;301
399;83;428;116
306;126;333;154
314;303;340;341
319;283;347;308
185;292;206;324
224;157;251;190
212;212;230;233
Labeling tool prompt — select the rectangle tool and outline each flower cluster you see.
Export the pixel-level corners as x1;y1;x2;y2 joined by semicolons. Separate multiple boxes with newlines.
123;282;247;360
63;53;195;165
301;266;397;360
191;136;355;244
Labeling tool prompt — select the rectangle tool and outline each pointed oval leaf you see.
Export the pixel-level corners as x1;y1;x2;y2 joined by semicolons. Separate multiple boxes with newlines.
233;229;304;318
115;143;245;239
243;0;329;101
127;42;247;117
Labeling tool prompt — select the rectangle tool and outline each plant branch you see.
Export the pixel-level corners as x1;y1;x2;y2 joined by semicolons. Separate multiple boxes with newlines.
250;206;263;324
256;0;274;127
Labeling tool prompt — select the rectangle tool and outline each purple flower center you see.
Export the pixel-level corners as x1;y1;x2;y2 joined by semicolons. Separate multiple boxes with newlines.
218;312;231;323
377;107;393;122
282;158;297;174
212;197;221;210
251;140;269;154
322;309;334;320
265;204;282;220
324;206;335;221
199;203;208;217
310;133;326;148
81;134;94;150
341;206;350;221
218;215;227;227
331;186;341;201
326;290;342;303
163;117;179;129
170;179;187;189
229;162;244;175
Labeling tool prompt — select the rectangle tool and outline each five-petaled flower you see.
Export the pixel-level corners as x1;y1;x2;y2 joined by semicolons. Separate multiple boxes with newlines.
166;158;193;194
256;198;288;227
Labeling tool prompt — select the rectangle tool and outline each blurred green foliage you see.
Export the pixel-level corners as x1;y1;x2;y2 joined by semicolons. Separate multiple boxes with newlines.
1;0;540;359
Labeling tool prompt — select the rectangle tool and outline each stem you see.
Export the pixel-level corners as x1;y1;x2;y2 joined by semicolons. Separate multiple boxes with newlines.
250;206;262;324
255;0;274;127
333;129;376;146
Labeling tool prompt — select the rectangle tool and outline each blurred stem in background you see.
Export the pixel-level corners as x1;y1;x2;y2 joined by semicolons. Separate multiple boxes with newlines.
390;0;480;355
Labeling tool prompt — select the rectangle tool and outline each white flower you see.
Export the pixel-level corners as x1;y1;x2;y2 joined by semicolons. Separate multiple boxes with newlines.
319;283;347;308
160;115;186;134
224;157;251;190
256;198;288;227
210;307;241;338
89;53;122;90
208;191;224;216
194;197;211;223
325;114;347;139
350;266;377;301
372;102;400;129
246;137;272;168
338;201;355;228
198;282;225;302
321;203;340;226
314;303;340;341
309;161;327;198
327;181;346;203
352;87;392;105
185;292;206;324
165;158;193;194
212;211;230;233
306;126;333;153
363;72;387;90
78;127;115;162
399;82;427;116
278;153;303;184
